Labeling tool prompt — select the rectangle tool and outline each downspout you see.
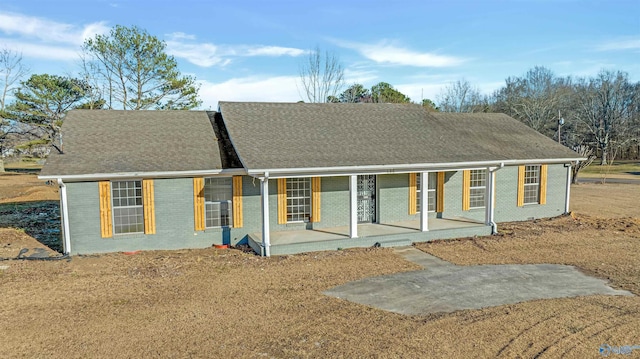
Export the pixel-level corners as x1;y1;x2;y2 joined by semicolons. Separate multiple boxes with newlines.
57;178;71;255
489;163;504;234
565;162;573;214
261;172;271;257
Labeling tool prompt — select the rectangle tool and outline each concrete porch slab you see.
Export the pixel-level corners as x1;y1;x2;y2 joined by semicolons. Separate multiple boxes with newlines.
247;218;490;256
324;247;633;315
252;217;485;246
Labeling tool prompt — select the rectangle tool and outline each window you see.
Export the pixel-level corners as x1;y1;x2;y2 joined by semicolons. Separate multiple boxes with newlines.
469;170;486;209
112;180;144;234
523;165;541;204
204;177;233;228
416;172;437;212
286;177;311;222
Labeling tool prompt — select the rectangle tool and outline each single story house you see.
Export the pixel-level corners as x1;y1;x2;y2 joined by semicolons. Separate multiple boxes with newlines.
39;102;583;256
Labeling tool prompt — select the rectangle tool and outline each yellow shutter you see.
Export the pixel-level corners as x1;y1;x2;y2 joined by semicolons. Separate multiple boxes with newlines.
408;173;417;214
517;165;525;207
277;178;287;224
142;179;156;235
193;177;205;231
539;164;547;205
311;177;321;222
99;181;113;238
232;176;243;228
436;172;445;212
462;170;470;211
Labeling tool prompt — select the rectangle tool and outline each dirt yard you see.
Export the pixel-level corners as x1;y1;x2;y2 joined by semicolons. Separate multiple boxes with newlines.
0;174;639;358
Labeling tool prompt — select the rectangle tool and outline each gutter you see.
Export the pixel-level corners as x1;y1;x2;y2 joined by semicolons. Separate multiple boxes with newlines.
57;179;72;255
39;168;247;182
247;158;586;178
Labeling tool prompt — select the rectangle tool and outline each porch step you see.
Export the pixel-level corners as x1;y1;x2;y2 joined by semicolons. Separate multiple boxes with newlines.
375;238;413;248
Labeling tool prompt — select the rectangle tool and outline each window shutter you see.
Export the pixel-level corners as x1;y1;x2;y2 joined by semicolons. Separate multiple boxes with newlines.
462;170;471;211
232;176;243;228
142;179;156;234
437;172;445;212
311;177;321;223
277;178;287;224
408;173;417;214
517;165;525;207
99;181;113;238
539;164;548;205
193;177;205;231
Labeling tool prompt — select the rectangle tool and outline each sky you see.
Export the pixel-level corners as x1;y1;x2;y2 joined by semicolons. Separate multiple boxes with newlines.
0;0;638;109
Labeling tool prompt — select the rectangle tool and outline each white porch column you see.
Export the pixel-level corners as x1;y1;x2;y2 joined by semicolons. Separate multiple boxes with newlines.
565;164;572;214
484;167;496;229
420;172;428;232
260;177;271;257
349;175;358;238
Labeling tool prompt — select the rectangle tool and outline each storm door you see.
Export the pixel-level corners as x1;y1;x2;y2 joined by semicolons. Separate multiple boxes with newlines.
357;175;376;223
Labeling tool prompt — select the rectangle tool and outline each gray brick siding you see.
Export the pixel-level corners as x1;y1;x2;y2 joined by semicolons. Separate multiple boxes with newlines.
64;166;568;255
442;164;568;222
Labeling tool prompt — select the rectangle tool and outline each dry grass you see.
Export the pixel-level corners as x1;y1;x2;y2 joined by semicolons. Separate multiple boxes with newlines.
0;175;639;358
0;173;58;203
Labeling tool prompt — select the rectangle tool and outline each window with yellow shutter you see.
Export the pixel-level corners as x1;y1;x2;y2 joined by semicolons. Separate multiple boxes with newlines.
101;179;155;236
520;164;547;205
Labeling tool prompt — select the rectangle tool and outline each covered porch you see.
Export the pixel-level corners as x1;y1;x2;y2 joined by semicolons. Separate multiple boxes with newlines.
248;217;491;256
252;170;498;257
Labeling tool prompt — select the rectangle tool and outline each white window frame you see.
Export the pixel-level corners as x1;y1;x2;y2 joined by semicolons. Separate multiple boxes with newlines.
523;165;541;205
204;177;233;228
469;170;486;209
111;180;144;235
286;177;311;223
416;172;437;213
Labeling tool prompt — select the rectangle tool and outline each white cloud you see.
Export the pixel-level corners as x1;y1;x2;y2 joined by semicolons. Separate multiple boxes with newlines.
198;75;302;109
165;32;306;67
165;40;228;67
0;38;80;61
0;12;108;45
338;40;467;67
244;46;306;57
343;68;378;85
596;38;640;51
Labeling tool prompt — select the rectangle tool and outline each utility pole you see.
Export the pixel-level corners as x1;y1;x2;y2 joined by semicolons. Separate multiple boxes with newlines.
557;110;564;145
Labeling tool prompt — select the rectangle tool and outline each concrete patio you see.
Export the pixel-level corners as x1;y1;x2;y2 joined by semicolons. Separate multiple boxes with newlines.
324;247;634;315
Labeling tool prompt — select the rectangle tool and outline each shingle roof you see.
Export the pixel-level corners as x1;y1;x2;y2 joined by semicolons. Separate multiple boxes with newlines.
218;102;580;170
40;110;225;177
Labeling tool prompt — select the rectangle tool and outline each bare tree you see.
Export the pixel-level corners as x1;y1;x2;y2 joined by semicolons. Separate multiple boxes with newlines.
574;70;638;165
0;48;30;172
436;79;485;112
571;145;596;184
76;53;106;109
0;49;29;110
493;67;568;134
298;46;345;103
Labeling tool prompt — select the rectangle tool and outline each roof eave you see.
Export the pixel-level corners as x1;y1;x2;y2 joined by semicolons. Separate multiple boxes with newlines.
247;158;586;178
38;168;247;182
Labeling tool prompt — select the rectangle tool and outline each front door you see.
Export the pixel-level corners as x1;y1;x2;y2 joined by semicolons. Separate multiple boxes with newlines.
357;175;376;223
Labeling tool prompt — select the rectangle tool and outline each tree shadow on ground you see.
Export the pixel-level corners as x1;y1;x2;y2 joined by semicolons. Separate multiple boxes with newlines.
0;201;62;252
